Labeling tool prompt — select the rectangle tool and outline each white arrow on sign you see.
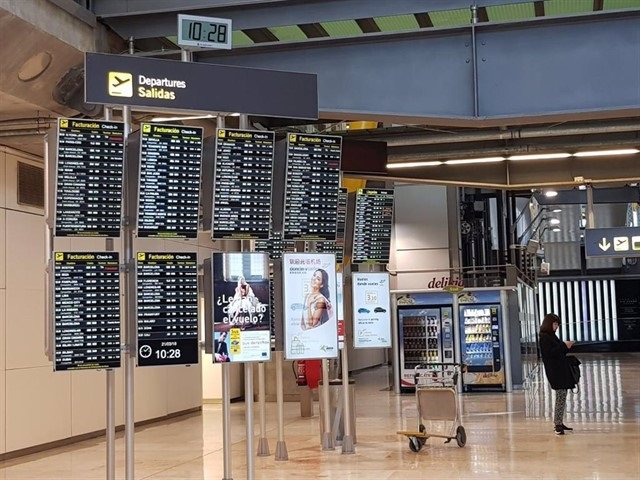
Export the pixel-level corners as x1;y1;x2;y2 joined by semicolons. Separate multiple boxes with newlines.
598;238;611;251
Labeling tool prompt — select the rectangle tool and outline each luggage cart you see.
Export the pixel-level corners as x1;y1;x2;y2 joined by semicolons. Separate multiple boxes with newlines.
397;363;466;452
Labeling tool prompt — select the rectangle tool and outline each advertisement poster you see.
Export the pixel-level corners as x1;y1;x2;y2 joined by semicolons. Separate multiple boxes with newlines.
283;253;338;360
212;252;271;363
352;272;392;348
337;272;345;349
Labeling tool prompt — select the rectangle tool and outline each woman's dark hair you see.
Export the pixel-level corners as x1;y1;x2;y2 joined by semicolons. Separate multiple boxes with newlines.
540;313;560;335
316;269;330;300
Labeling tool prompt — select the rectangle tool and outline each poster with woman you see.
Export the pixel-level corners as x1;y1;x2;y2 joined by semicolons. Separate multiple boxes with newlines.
212;252;271;363
283;253;338;360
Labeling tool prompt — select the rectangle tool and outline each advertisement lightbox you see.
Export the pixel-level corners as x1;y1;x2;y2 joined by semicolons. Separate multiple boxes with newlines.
212;252;271;363
283;253;338;360
352;272;392;349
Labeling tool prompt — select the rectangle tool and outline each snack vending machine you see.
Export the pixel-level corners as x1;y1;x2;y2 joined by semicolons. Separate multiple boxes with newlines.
398;306;455;391
459;303;505;391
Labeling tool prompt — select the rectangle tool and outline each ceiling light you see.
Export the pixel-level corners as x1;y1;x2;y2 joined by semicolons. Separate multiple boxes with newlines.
578;185;587;190
549;218;560;225
573;148;639;157
544;190;558;198
229;113;241;117
387;161;443;169
552;227;561;232
151;114;216;122
552;208;562;213
444;157;505;165
508;153;571;161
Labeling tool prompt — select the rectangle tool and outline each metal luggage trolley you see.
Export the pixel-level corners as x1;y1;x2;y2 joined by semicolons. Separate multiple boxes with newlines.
397;363;466;452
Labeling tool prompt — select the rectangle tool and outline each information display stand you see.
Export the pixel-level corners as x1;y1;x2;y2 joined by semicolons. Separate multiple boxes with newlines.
352;188;395;264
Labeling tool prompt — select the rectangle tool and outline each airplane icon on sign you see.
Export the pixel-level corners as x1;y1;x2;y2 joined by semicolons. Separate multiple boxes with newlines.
111;75;131;87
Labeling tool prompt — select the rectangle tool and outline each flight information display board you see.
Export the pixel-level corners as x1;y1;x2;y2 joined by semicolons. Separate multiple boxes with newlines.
352;188;395;264
283;133;342;241
213;128;275;239
316;188;348;263
255;230;296;261
137;123;203;238
54;252;121;371
136;252;199;366
54;118;124;237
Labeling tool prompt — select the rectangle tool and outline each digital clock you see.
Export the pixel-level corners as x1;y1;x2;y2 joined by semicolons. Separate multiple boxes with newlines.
177;14;232;50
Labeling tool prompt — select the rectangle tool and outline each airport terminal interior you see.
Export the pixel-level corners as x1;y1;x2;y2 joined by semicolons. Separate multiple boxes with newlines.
0;1;639;479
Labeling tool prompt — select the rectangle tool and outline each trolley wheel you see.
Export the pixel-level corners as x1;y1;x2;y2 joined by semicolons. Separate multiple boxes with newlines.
409;436;423;453
455;426;467;447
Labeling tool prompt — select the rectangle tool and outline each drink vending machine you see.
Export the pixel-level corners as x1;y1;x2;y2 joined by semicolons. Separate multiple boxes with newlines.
458;291;505;392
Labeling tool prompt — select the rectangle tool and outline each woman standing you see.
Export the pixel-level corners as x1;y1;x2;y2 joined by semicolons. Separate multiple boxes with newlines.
539;313;576;435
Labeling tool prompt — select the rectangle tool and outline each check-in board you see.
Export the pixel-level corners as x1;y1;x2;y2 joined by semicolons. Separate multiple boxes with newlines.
316;188;348;264
54;252;121;371
352;188;395;264
283;133;341;241
136;252;199;366
212;129;274;239
137;123;203;238
255;230;296;261
54;118;124;237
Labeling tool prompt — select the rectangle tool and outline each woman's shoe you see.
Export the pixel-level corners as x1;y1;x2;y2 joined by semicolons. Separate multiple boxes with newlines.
554;425;564;435
560;424;573;431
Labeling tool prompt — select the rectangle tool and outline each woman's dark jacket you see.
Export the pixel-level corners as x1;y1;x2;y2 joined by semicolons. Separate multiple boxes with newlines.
539;331;575;390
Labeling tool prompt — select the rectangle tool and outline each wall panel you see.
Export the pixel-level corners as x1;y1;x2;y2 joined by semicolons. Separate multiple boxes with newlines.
71;370;108;436
6;367;71;452
0;209;6;290
167;365;202;413
5;288;47;369
134;367;168;422
5;210;44;291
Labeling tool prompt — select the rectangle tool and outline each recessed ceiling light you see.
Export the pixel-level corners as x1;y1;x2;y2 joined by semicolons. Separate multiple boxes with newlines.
544;190;558;198
549;218;561;225
508;153;571;161
552;208;562;213
386;161;443;169
552;227;561;232
444;157;505;165
574;148;639;157
578;185;587;190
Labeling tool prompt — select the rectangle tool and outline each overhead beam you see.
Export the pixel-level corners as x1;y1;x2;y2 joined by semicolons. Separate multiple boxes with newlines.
96;0;535;38
196;11;640;126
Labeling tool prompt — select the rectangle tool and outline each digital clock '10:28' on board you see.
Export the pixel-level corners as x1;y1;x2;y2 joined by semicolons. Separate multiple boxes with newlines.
177;14;232;50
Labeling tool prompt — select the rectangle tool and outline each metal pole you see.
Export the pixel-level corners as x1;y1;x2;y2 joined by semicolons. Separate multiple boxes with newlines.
470;5;480;118
257;362;270;455
217;114;234;480
390;292;400;394
104;104;117;480
340;338;355;454
274;351;288;460
244;363;255;480
586;184;595;228
124;35;135;480
320;359;334;450
501;290;513;393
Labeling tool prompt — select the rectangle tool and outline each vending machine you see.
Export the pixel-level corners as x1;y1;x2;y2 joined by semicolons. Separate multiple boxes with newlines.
398;305;455;391
459;297;505;392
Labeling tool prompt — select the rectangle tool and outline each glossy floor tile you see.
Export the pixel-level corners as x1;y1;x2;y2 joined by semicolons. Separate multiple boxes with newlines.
1;353;638;479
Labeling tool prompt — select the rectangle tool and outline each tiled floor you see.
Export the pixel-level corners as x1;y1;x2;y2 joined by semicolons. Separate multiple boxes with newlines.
1;353;639;479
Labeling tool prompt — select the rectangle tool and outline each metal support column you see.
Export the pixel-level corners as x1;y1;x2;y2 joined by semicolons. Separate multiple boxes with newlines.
257;361;270;456
320;359;334;450
586;184;596;228
274;350;288;460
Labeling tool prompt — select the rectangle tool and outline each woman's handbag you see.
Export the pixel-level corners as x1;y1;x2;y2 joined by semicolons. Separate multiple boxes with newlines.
567;355;581;390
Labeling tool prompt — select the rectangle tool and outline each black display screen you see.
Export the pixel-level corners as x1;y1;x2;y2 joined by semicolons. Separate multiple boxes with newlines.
137;123;203;238
255;230;296;261
54;252;121;371
316;188;348;264
352;188;395;264
212;129;274;239
136;252;199;366
283;133;341;241
54;118;124;237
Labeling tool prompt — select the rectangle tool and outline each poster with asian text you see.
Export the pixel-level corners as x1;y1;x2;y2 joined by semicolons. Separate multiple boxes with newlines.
283;253;338;360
